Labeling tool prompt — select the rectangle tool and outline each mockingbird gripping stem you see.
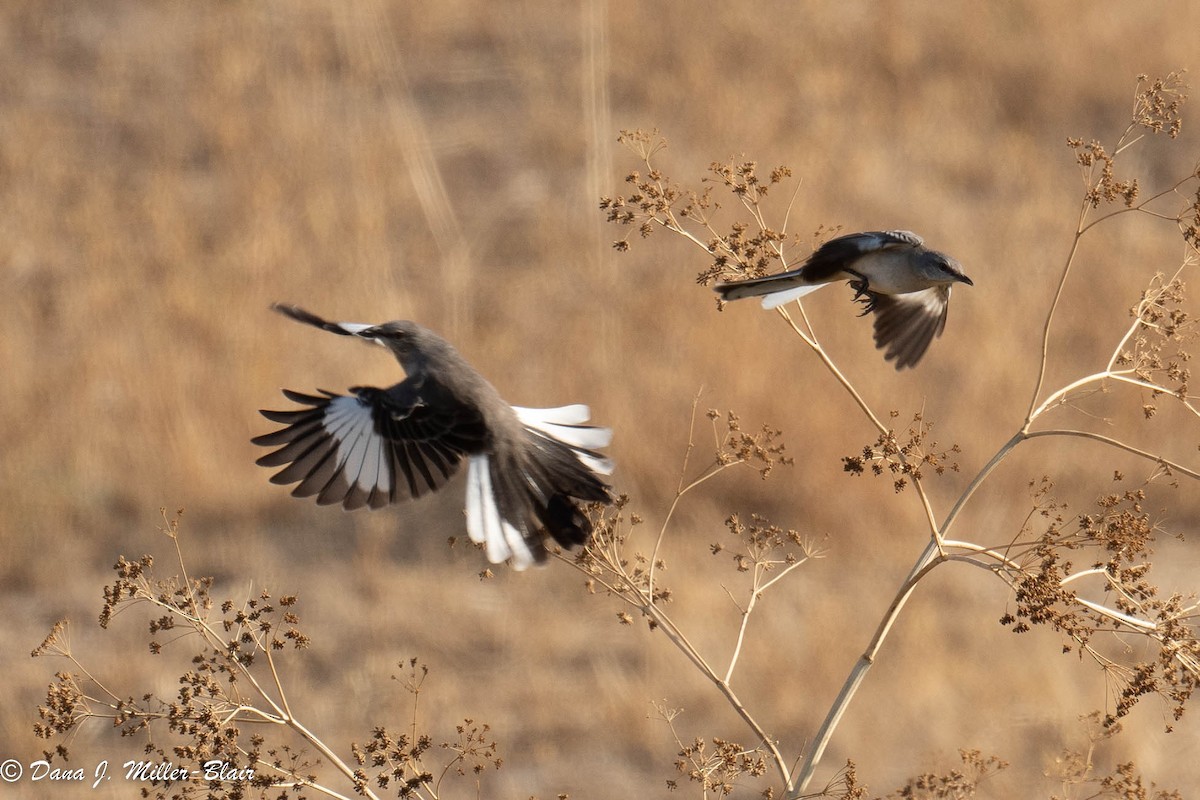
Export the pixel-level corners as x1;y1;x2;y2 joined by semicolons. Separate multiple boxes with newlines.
253;304;614;570
714;230;973;369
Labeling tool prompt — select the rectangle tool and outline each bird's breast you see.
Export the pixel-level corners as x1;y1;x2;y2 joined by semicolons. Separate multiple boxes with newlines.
851;250;937;295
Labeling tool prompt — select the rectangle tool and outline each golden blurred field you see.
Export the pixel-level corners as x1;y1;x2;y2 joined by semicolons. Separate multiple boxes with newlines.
3;1;1200;796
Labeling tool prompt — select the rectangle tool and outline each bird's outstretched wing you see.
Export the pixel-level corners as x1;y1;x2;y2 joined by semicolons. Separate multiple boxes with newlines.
866;285;951;370
253;384;488;510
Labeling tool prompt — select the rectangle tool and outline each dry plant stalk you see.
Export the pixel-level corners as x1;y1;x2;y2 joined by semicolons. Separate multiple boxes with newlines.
600;72;1200;798
33;512;499;800
563;399;810;793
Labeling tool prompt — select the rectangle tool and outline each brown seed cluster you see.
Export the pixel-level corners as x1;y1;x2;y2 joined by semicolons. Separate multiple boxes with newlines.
1131;72;1187;138
999;480;1199;730
1067;137;1141;209
574;494;672;612
351;716;500;797
349;659;501;797
715;512;814;574
842;413;962;492
34;524;502;799
883;749;1009;799
1115;273;1194;414
599;129;808;289
1068;73;1188;210
1185;178;1200;249
709;409;793;479
1052;712;1185;799
670;736;770;798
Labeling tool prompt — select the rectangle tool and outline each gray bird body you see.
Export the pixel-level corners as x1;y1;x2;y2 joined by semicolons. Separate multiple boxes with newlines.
254;305;613;570
714;230;973;369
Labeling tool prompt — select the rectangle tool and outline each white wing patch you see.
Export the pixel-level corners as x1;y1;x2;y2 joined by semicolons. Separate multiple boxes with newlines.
323;396;389;494
335;322;375;335
466;455;535;570
903;286;947;317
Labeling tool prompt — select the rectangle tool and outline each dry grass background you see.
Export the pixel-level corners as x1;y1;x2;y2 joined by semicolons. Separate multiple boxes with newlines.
3;1;1200;796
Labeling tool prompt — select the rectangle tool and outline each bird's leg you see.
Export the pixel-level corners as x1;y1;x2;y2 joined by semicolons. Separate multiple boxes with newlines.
846;272;877;315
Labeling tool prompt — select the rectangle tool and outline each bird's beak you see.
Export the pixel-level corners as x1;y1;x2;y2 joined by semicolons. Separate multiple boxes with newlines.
960;274;974;286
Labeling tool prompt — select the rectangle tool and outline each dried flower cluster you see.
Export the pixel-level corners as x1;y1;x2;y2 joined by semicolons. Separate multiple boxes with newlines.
1067;137;1141;209
1068;73;1187;210
653;702;772;799
714;512;816;575
998;479;1199;729
1184;178;1200;249
572;495;671;618
34;521;500;800
35;550;313;797
599;129;808;288
1115;271;1194;412
599;130;700;249
1131;72;1187;138
349;659;501;797
841;413;962;492
352;719;499;797
883;749;1008;800
710;409;793;478
574;408;792;619
670;736;770;798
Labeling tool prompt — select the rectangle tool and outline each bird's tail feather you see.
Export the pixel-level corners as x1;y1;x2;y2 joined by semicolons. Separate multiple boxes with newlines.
715;277;827;308
759;283;826;309
466;454;538;570
463;407;613;569
514;405;614;474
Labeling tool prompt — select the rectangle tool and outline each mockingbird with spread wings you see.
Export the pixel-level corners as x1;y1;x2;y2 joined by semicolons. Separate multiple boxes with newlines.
253;304;613;570
714;230;973;369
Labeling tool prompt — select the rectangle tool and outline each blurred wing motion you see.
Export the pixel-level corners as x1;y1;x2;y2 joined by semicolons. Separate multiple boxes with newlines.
867;286;952;370
253;386;487;511
465;405;613;569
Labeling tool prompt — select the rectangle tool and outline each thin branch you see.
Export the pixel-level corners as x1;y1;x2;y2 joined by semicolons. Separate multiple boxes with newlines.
724;557;810;684
938;432;1026;542
1027;204;1090;425
724;587;759;685
1026;429;1200;480
1079;173;1200;235
642;598;794;791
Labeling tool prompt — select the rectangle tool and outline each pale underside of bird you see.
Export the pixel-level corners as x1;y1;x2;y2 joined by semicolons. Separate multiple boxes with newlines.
714;230;973;369
254;305;613;570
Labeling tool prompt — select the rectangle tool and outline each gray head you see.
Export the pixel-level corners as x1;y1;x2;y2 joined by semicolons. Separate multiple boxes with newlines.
919;249;973;287
355;320;456;374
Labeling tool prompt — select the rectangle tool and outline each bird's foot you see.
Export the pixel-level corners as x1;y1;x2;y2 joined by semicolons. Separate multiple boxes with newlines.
850;280;877;315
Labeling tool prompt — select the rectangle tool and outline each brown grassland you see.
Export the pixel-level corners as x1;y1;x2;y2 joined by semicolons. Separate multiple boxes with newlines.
3;1;1200;797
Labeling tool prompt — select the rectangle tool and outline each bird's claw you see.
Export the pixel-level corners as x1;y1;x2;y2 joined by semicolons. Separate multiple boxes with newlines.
850;279;877;315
